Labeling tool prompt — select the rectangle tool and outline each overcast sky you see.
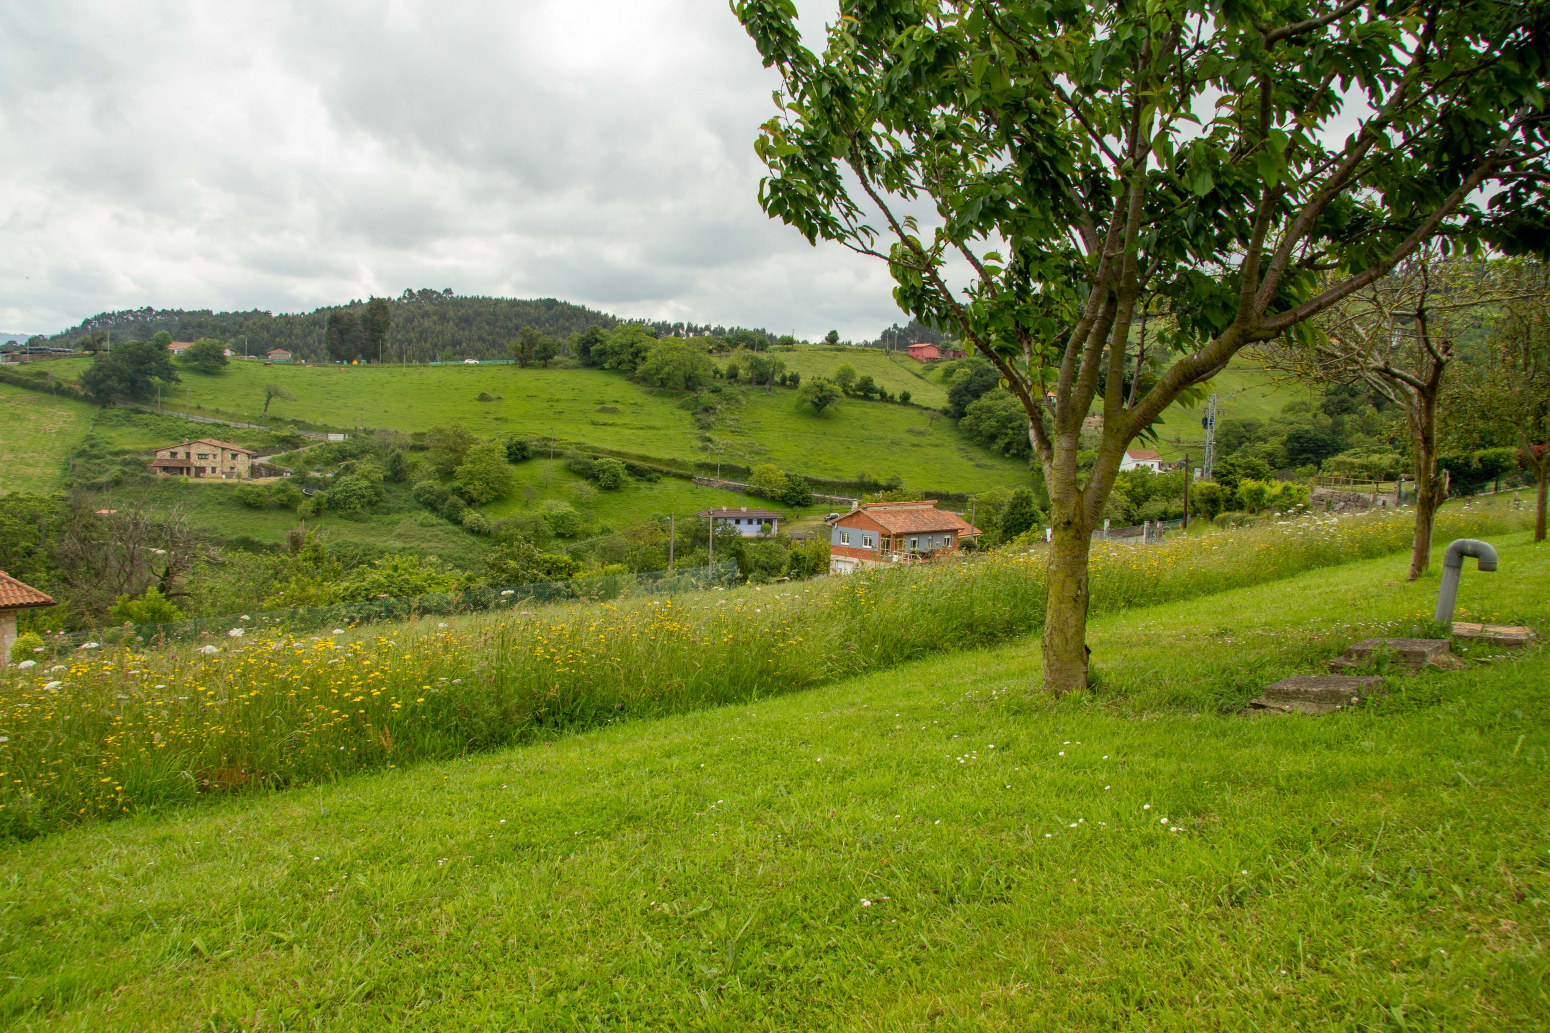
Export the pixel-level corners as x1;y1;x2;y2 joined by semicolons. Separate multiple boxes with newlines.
0;1;912;339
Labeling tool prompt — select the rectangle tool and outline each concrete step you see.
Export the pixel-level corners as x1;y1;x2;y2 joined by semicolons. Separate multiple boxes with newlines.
1452;622;1538;647
1327;637;1461;672
1248;675;1386;716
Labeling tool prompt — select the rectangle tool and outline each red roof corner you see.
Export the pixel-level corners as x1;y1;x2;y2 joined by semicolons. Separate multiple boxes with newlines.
0;572;55;610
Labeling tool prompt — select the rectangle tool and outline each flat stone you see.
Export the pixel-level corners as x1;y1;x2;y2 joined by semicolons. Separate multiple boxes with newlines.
1327;637;1461;672
1453;622;1538;647
1248;675;1386;715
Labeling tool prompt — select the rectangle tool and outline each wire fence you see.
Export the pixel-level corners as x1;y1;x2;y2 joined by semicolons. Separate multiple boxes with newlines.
34;561;740;656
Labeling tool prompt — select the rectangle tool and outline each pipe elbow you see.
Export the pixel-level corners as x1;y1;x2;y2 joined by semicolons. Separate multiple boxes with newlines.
1442;538;1498;572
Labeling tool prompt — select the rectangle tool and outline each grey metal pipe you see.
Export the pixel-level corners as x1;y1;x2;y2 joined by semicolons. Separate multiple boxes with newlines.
1434;539;1499;625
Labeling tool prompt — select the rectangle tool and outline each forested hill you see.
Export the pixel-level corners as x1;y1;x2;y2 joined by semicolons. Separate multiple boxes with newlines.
44;290;625;364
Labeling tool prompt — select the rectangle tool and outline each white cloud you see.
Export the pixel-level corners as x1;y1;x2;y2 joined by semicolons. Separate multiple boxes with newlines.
0;0;905;340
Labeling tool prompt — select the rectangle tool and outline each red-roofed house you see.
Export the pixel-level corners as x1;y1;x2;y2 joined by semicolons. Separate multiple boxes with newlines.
905;342;967;362
827;500;980;574
1120;449;1165;472
148;438;258;479
0;572;55;665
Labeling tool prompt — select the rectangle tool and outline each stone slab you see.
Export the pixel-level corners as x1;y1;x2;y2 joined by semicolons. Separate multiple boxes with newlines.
1327;637;1462;672
1248;675;1386;716
1452;622;1538;647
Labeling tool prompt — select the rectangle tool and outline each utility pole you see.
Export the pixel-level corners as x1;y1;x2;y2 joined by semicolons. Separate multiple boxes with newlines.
1200;394;1218;481
668;514;675;572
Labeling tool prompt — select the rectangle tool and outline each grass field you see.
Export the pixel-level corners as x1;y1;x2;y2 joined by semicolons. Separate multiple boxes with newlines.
0;385;92;494
34;355;1027;492
2;529;1545;1029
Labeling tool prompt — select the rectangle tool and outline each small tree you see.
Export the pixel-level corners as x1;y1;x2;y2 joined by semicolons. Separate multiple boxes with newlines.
455;442;515;504
750;463;789;496
178;339;228;375
833;364;857;394
798;378;842;414
503;437;533;463
262;383;292;415
824;330;840;346
592;457;628;490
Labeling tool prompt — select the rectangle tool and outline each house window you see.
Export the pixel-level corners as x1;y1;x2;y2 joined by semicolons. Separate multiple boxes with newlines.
840;531;851;545
862;535;874;549
910;537;919;551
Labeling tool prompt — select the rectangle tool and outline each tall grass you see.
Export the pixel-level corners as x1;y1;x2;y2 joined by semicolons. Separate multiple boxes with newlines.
0;504;1523;839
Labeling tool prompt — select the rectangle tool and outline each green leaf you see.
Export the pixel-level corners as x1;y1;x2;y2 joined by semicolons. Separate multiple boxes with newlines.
1191;169;1214;197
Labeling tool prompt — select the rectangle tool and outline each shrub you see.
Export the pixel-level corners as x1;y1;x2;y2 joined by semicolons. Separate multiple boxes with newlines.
564;452;596;479
327;474;385;514
798;378;842;414
1188;481;1228;522
271;480;303;509
385;449;412;482
441;495;468;522
538;499;582;537
623;460;660;482
782;475;814;507
233;484;271;509
899;389;910;404
107;587;183;626
592;458;628;490
504;437;533;463
9;632;44;664
412;480;451;511
749;463;788;496
462;510;492;535
455;443;514;504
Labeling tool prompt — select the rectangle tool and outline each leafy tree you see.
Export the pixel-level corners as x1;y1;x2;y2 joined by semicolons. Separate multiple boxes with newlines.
1283;426;1342;468
454;442;514;504
899;389;910;405
412;480;451;511
824;331;839;346
427;424;476;476
538;499;582;537
385;449;412;482
503;437;533;463
798;377;842;414
574;325;609;365
781;474;814;507
262;383;292;415
1214;417;1268;456
233;484;271;509
79;337;180;403
178;338;228;374
1212;454;1272;497
788;371;801;389
636;339;716;390
944;360;999;419
1000;488;1040;540
1188;481;1227;523
598;325;658;372
961;389;1033;457
735;0;1550;693
564;451;597;479
322;474;385;514
271;480;303;509
510;326;558;368
833;363;857;393
335;555;468;603
725;362;741;382
749;463;789;496
592;457;628;490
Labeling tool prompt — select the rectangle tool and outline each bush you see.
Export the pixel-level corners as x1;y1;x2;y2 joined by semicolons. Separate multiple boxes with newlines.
749;463;788;496
623;460;660;482
327;474;385;514
782;475;814;507
9;632;44;664
271;480;303;509
107;587;183;626
564;452;596;479
233;484;271;509
462;510;492;535
455;443;514;504
538;499;582;537
1188;481;1227;522
504;437;533;463
899;389;911;404
441;494;468;522
412;480;451;511
385;450;412;482
592;457;628;490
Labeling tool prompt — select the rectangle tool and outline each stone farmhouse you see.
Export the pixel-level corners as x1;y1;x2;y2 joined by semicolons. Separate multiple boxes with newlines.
149;438;257;479
0;572;54;666
827;500;980;574
697;506;782;537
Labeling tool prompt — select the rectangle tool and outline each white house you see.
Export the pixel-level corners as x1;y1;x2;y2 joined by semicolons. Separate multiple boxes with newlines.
1119;449;1165;472
698;506;782;537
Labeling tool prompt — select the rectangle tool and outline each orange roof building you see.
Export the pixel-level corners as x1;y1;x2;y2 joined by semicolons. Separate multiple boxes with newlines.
0;572;55;666
827;500;980;574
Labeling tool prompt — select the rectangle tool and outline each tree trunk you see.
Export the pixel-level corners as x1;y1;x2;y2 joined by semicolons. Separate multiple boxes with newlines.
1407;381;1444;580
1041;508;1092;693
1536;455;1548;542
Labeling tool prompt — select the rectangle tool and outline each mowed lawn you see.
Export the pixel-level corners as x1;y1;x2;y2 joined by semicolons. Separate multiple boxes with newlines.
0;383;92;494
4;536;1546;1030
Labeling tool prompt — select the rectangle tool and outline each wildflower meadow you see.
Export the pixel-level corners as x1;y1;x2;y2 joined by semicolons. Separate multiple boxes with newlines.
0;503;1525;839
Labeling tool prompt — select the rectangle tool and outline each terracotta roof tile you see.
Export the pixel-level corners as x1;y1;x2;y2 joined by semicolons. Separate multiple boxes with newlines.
0;572;55;609
841;503;978;534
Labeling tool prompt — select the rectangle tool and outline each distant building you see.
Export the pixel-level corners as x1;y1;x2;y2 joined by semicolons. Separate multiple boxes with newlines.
0;571;55;666
149;438;257;479
1120;449;1165;472
827;500;980;574
266;349;292;362
697;506;782;537
168;340;195;355
906;342;967;363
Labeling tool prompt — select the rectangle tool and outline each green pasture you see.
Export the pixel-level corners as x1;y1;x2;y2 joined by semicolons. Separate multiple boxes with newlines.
0;384;91;494
2;530;1545;1029
33;356;1025;491
769;345;947;408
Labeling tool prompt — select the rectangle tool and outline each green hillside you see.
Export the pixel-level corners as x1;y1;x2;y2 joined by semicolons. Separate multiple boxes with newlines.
0;386;92;494
30;355;1028;492
4;530;1545;1029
